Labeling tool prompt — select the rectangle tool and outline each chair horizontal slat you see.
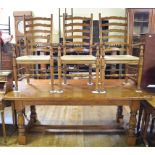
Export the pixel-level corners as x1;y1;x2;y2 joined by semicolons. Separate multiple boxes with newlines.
65;29;90;33
26;35;50;39
101;16;127;20
25;30;51;34
65;23;90;27
103;35;127;39
65;16;91;20
102;29;127;33
103;48;127;52
65;42;90;46
25;30;51;33
28;42;51;46
26;24;51;27
29;48;51;52
65;35;90;39
66;47;90;53
101;22;127;27
104;42;128;45
25;17;51;21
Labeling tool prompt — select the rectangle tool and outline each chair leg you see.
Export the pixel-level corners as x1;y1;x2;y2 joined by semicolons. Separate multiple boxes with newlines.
13;54;18;91
95;59;99;92
63;64;67;85
150;117;155;134
143;113;150;138
1;111;7;143
11;102;17;127
57;55;63;93
137;103;144;134
88;64;93;85
25;65;30;84
50;57;54;91
136;45;144;91
100;58;106;93
124;64;129;84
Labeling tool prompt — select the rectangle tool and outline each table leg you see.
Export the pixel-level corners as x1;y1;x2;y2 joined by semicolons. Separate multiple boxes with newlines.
116;106;124;123
137;102;143;134
127;100;140;146
17;110;26;145
30;105;37;123
1;111;7;143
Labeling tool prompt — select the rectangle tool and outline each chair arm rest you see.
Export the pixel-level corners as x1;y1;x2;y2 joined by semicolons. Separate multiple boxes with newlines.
131;42;145;48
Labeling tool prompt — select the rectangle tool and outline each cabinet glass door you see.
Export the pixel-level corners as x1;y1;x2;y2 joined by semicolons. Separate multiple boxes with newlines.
133;12;149;43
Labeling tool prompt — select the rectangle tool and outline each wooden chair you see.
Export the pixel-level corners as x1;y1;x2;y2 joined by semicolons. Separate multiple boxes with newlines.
58;13;100;93
13;15;56;93
99;14;144;93
0;96;6;143
137;100;155;146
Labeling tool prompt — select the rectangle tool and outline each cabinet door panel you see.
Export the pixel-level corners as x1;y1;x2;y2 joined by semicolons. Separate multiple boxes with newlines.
141;34;155;88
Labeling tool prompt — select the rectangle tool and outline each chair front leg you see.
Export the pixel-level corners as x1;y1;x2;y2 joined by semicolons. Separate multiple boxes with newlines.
25;65;30;84
100;58;106;93
88;64;93;85
136;45;144;92
13;48;18;91
63;64;67;85
57;46;63;93
124;64;129;84
50;55;54;92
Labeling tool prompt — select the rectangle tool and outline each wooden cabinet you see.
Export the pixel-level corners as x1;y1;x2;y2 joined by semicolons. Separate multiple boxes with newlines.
0;44;13;70
127;9;155;52
127;9;155;89
13;11;32;45
141;34;155;88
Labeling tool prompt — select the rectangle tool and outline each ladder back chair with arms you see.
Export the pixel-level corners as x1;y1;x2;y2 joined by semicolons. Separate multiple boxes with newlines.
13;15;56;93
58;13;100;93
0;96;6;143
99;14;144;93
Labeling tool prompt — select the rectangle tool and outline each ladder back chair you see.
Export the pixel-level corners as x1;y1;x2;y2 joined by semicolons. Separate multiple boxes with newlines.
99;14;144;93
58;13;100;93
0;96;6;143
13;15;56;93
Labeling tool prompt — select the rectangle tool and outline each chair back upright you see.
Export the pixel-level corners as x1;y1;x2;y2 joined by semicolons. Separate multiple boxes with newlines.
99;14;129;56
23;15;53;56
63;13;93;55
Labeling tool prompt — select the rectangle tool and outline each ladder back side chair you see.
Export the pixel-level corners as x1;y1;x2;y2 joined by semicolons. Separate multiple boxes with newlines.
99;14;144;93
58;13;100;93
0;96;6;143
13;15;56;93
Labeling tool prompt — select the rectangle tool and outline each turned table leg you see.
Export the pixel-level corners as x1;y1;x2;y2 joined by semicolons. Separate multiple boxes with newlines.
127;100;140;146
17;110;26;145
30;105;37;123
116;106;124;123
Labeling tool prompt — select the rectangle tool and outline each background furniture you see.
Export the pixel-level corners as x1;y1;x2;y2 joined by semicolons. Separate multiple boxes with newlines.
137;99;155;146
13;15;55;92
140;34;155;89
0;95;6;143
127;9;155;53
0;70;16;126
0;16;12;70
0;70;13;144
13;11;32;53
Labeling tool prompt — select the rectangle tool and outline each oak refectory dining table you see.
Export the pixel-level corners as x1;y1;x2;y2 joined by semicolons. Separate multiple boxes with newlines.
3;79;152;145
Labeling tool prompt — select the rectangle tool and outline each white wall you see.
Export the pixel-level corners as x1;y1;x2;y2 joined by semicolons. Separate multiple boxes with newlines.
1;2;126;43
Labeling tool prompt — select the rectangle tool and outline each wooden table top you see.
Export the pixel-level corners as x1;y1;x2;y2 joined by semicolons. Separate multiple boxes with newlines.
3;79;152;105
